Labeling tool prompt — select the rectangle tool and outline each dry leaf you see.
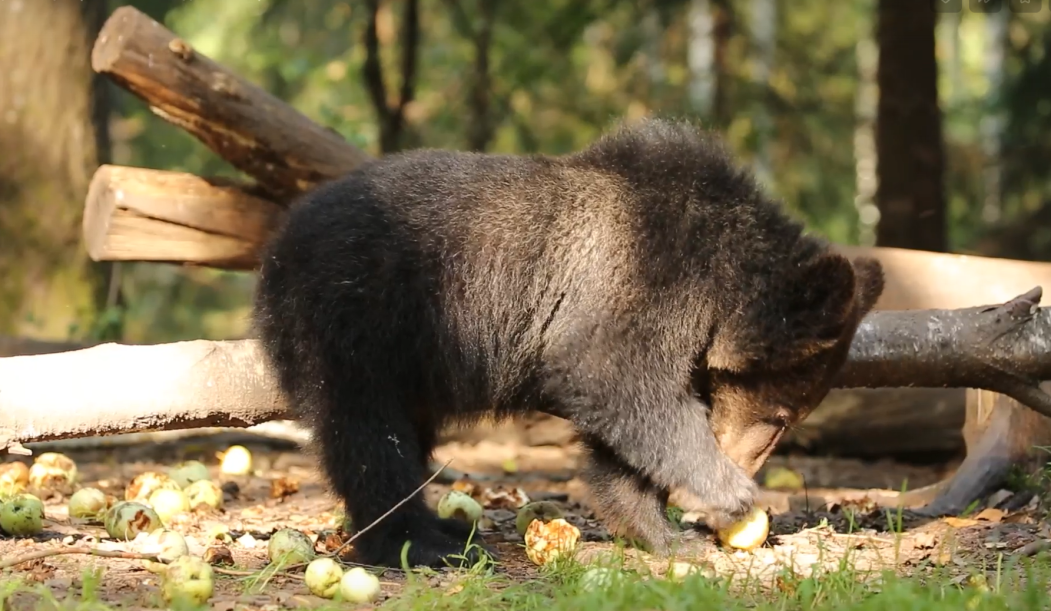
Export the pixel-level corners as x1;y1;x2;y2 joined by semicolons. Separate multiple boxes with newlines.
204;545;235;566
775;574;796;595
269;476;300;500
975;508;1004;523
912;532;937;549
451;480;480;496
942;517;980;529
444;583;465;596
480;486;530;510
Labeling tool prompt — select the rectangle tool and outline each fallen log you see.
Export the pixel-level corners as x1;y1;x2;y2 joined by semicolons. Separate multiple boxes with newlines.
837;287;1051;415
837;245;1051;311
1;336;966;458
91;6;370;201
1;289;1048;453
0;340;285;455
82;165;286;269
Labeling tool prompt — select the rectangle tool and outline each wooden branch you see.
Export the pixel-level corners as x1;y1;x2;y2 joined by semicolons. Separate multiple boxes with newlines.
1;289;1050;454
903;385;1051;516
91;6;370;201
83;164;286;269
838;287;1051;416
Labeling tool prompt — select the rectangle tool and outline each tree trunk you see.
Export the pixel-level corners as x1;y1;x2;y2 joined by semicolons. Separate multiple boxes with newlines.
710;0;733;126
853;37;878;247
874;0;946;252
749;0;776;188
0;0;112;339
686;0;716;119
980;10;1008;225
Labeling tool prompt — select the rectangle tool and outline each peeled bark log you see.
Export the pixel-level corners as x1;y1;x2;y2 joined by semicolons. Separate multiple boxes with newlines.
91;6;370;201
83;165;286;269
0;289;1048;455
0;340;285;454
836;244;1051;311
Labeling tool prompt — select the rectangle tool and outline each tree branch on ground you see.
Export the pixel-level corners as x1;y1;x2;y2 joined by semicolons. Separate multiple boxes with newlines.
836;287;1051;417
1;289;1049;455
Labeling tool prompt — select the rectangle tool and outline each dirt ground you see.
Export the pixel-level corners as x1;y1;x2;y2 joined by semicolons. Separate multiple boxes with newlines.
0;435;1047;610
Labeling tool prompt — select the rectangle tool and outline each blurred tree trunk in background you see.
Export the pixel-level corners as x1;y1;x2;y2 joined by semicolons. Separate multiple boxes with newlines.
749;0;775;188
873;0;946;252
687;0;733;127
0;0;116;339
980;10;1008;226
710;0;733;126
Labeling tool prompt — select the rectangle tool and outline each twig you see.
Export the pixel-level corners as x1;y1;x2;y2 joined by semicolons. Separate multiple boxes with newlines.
0;546;158;570
212;567;259;577
333;459;453;557
1014;539;1051;557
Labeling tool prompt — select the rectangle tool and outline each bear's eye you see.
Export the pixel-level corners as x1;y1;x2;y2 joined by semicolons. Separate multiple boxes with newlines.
690;367;714;406
765;408;793;429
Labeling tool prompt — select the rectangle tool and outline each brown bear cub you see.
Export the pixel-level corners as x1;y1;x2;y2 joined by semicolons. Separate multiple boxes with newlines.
252;118;885;569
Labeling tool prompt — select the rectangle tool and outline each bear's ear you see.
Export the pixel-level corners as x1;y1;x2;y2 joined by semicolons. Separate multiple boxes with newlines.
706;253;882;373
788;251;858;337
775;253;885;362
849;256;885;316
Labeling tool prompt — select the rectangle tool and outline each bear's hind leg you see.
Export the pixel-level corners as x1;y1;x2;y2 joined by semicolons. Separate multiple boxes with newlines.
413;412;493;557
314;390;488;569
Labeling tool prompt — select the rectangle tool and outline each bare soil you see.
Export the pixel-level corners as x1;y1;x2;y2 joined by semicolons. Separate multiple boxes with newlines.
0;437;1046;610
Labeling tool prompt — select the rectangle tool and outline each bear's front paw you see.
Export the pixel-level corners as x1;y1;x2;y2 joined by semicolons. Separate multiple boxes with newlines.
695;464;758;532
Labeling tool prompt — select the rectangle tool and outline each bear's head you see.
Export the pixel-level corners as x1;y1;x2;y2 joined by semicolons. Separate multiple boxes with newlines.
699;254;885;477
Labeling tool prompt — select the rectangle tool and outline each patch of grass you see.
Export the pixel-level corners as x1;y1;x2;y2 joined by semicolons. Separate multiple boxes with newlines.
385;549;1051;611
3;546;1051;611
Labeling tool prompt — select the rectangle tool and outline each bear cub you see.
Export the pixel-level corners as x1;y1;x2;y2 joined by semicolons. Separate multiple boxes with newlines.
252;118;885;569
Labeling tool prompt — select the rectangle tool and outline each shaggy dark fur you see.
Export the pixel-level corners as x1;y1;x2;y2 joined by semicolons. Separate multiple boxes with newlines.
252;118;885;568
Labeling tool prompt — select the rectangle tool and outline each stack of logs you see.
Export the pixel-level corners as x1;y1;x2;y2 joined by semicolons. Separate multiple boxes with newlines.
3;5;1051;516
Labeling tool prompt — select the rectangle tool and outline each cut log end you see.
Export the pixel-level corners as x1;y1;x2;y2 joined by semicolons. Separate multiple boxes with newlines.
83;164;285;269
90;5;147;74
